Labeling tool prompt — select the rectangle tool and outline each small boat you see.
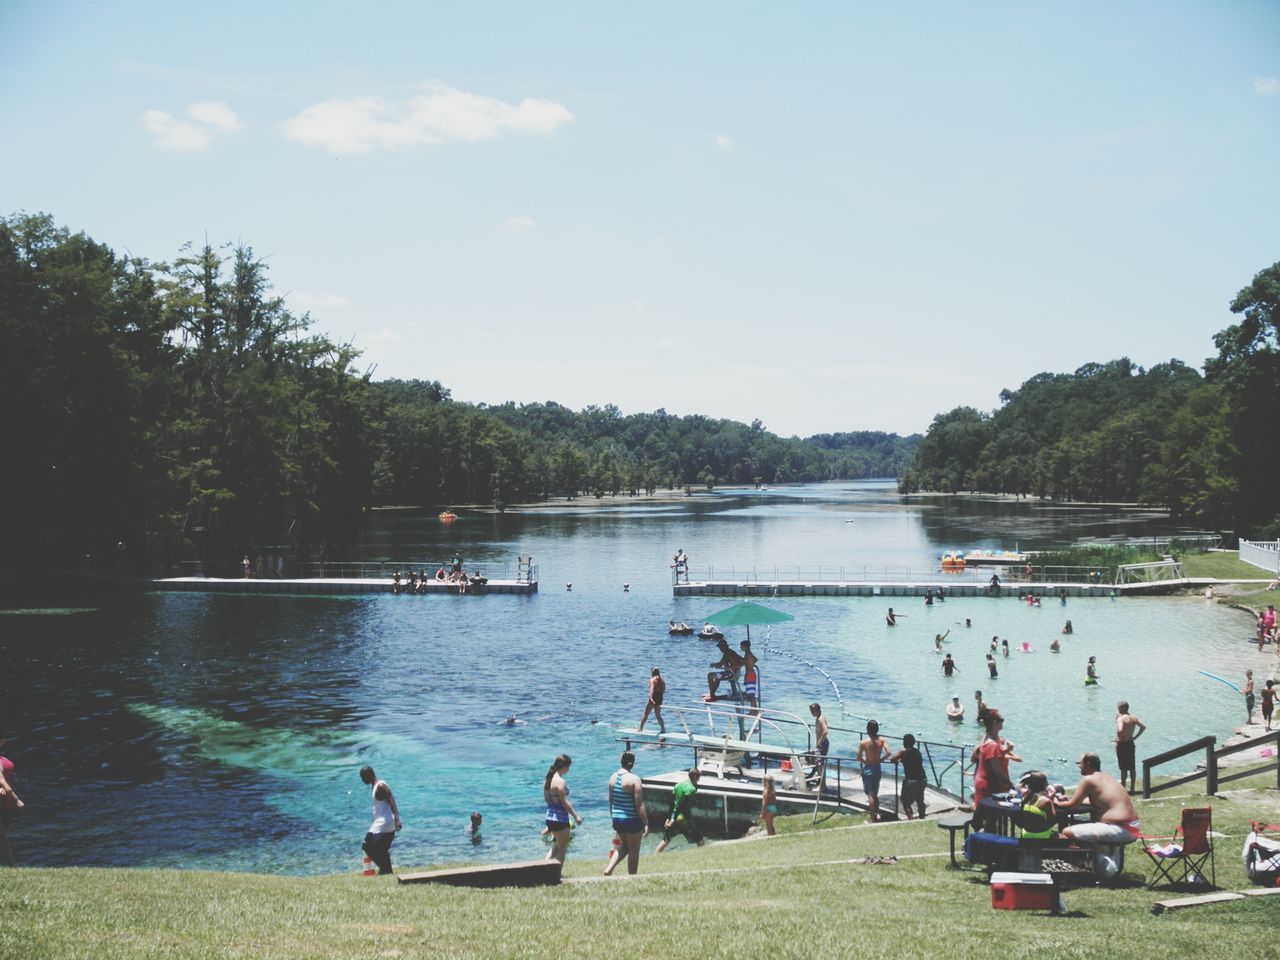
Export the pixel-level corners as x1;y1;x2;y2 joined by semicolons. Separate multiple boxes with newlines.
668;622;694;636
963;549;1029;566
940;551;966;569
438;511;458;522
698;625;725;641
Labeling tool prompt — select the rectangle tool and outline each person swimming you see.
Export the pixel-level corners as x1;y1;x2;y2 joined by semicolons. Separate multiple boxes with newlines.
946;697;965;720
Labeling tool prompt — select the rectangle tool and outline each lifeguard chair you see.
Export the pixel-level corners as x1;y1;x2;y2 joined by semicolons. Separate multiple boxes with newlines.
517;555;534;584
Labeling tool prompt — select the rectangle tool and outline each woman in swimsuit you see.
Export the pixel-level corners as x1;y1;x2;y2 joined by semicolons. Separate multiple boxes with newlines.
760;774;778;836
542;754;582;863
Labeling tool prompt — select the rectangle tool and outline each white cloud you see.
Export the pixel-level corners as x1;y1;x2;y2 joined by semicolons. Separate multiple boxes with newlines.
359;327;404;343
187;100;241;131
714;134;732;150
281;82;573;154
656;338;675;349
1254;76;1279;96
143;100;241;151
142;110;213;151
502;215;537;232
287;291;352;309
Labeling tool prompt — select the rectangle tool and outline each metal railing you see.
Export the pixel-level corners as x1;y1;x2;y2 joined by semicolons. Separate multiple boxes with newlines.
685;563;1117;587
1142;731;1280;798
1240;539;1280;574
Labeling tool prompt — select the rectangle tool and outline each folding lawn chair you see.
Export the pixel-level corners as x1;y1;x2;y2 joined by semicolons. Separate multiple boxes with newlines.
1244;820;1280;887
1141;806;1215;889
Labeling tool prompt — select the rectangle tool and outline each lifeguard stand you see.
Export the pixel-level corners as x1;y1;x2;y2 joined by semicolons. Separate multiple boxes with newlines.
517;554;534;584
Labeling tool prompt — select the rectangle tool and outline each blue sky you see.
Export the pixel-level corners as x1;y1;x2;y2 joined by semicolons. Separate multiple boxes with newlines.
2;1;1277;436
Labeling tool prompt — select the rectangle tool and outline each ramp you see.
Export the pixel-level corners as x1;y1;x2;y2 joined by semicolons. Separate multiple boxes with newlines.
396;858;562;888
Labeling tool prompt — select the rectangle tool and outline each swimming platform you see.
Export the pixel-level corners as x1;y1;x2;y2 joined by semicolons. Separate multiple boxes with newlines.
150;576;537;595
672;577;1256;598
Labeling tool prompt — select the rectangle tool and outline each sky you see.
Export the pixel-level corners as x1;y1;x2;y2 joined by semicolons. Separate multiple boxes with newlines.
1;2;1277;437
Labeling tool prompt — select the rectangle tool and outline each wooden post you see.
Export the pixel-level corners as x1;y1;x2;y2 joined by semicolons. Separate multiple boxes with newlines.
1205;741;1217;796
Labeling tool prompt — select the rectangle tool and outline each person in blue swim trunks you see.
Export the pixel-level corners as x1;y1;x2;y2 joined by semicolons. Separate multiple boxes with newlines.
857;720;890;822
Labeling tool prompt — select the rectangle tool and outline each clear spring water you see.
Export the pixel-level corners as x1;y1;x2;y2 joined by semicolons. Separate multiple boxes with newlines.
0;482;1268;873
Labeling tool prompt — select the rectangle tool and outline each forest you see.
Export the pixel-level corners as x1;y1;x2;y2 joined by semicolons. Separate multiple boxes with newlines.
0;213;917;576
900;261;1280;538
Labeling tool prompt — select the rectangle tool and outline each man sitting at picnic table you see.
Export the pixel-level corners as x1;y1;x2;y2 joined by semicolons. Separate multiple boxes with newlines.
1053;751;1140;875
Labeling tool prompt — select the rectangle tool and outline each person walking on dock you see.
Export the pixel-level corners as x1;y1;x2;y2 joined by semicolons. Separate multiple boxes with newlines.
639;668;666;733
358;765;401;876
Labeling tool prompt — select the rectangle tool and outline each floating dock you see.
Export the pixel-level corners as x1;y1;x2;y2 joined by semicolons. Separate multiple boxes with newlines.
150;576;537;595
673;578;1223;598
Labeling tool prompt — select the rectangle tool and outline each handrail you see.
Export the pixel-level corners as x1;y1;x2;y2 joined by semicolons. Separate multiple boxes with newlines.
1214;731;1280;790
1142;736;1216;798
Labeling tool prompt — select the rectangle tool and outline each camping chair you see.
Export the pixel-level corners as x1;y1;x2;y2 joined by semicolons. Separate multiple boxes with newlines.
1141;807;1215;889
1244;820;1280;887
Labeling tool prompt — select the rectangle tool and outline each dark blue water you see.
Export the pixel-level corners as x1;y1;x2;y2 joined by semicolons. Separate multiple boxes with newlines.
0;482;1261;873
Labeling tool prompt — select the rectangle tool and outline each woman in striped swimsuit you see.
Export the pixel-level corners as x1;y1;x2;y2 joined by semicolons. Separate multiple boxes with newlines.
603;751;649;876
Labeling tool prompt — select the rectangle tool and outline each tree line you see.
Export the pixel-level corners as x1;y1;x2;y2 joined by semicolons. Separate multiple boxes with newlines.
900;260;1280;537
0;213;918;576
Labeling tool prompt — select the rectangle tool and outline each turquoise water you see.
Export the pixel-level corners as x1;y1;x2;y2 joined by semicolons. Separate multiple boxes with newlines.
0;482;1269;873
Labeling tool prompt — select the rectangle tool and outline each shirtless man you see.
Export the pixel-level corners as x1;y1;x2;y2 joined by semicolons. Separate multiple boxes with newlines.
974;690;989;726
639;668;666;733
809;703;830;791
1057;752;1141;873
886;607;901;626
857;720;891;822
1114;701;1146;792
706;639;743;700
1244;669;1255;723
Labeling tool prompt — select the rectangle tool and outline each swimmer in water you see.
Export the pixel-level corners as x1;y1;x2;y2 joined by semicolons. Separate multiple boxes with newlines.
1063;620;1073;635
1050;637;1060;653
505;715;517;726
935;629;950;652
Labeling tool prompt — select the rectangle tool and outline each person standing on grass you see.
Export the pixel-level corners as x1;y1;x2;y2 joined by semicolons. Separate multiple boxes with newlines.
0;737;24;867
857;720;890;822
655;769;704;853
543;754;582;864
1114;701;1146;793
760;774;779;836
358;765;401;876
639;668;666;733
888;734;927;820
603;751;648;876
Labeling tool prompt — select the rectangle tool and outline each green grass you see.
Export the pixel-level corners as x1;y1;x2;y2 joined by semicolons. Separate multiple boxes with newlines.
3;778;1279;959
1181;552;1274;582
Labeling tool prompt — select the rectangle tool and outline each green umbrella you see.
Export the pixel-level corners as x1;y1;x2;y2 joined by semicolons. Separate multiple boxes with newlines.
703;600;794;642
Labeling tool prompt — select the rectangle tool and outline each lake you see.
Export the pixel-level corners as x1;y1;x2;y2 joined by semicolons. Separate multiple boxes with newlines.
0;482;1263;874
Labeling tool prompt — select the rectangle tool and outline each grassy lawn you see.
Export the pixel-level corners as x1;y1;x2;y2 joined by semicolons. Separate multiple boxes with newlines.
3;773;1279;959
1181;551;1274;583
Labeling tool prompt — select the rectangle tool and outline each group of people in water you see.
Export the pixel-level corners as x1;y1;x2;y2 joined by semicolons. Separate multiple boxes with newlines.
391;556;487;594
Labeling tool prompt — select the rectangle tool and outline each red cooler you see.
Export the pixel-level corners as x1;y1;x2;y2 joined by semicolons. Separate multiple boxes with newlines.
990;872;1055;910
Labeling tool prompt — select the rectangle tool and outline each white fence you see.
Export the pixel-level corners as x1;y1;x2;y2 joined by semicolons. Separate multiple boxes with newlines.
1239;539;1280;574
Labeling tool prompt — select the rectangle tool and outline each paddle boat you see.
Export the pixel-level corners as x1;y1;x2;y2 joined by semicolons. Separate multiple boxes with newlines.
698;624;724;641
940;550;966;570
668;621;694;636
963;549;1029;566
438;510;458;522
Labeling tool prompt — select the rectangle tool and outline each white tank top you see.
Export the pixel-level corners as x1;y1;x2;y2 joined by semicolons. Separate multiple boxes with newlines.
369;782;395;833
